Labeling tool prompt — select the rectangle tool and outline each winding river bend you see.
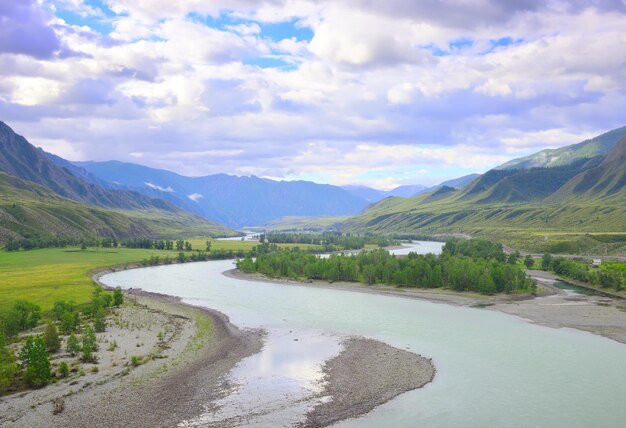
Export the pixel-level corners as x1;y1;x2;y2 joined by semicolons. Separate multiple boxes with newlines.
101;242;626;428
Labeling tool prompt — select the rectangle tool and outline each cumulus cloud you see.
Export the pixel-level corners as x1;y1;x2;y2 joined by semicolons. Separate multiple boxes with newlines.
1;0;625;188
0;0;61;58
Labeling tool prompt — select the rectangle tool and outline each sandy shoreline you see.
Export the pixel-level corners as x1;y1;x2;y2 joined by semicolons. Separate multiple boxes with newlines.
1;289;264;428
226;268;626;345
303;338;435;428
1;266;438;428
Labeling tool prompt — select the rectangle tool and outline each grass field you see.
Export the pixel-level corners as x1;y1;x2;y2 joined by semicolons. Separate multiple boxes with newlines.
188;238;323;252
0;240;323;312
0;247;184;311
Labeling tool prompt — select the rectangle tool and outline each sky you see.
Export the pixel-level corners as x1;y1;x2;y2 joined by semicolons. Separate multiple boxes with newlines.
1;0;625;189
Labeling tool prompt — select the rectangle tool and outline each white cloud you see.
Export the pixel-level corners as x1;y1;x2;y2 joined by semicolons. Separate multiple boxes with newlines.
145;182;175;192
188;193;203;201
1;0;626;187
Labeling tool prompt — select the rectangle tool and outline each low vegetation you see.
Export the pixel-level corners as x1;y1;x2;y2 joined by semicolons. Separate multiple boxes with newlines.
264;232;397;250
539;254;625;291
0;286;124;394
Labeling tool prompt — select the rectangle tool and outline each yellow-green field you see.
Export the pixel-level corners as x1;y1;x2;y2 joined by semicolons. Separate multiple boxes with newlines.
0;247;182;311
188;238;323;252
0;240;323;312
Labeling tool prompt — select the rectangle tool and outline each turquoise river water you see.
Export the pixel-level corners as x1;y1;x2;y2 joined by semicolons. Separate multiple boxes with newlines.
101;242;626;428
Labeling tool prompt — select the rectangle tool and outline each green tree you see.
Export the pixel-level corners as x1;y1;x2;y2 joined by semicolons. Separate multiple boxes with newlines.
19;336;51;387
12;300;41;331
66;333;80;356
52;300;75;321
507;251;521;265
478;273;497;294
542;253;553;270
81;326;98;363
0;333;17;393
43;322;61;353
60;311;79;335
113;287;124;307
524;255;534;269
94;309;106;333
205;240;212;252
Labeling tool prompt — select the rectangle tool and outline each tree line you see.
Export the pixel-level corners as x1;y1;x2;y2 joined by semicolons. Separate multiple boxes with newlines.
237;239;536;294
540;254;625;291
4;237;199;252
265;232;397;250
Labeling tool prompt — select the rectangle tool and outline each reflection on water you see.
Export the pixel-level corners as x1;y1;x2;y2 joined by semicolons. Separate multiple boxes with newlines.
101;242;626;428
179;327;342;427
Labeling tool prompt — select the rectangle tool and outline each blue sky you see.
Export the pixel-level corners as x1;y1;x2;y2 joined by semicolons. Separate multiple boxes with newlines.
1;0;625;189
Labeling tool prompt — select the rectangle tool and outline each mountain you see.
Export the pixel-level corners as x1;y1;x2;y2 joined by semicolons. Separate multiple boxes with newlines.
342;175;478;203
496;126;626;170
340;185;388;203
74;161;369;228
341;184;427;202
343;127;626;252
0;122;178;212
550;134;626;204
436;174;480;189
0;122;237;241
387;184;428;197
0;172;235;243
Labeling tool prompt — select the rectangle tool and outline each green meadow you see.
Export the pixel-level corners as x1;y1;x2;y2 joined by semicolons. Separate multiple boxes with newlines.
0;240;323;311
0;247;175;311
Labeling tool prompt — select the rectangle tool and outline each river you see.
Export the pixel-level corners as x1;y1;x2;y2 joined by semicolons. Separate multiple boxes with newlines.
101;242;626;427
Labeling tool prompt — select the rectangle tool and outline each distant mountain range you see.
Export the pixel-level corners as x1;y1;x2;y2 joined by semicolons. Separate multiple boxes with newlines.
62;158;475;228
70;160;369;228
341;175;479;203
343;126;626;252
0;122;236;242
5;118;622;249
0;121;478;236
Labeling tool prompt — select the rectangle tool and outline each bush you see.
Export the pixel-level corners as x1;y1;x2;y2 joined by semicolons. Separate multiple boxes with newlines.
81;326;98;363
19;336;51;387
66;333;80;356
130;356;140;367
58;361;69;378
113;287;124;307
60;311;79;335
94;309;106;333
1;300;41;337
43;322;61;353
0;333;17;393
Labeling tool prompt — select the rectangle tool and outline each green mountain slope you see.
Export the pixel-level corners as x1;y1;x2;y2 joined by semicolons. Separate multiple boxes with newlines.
0;122;178;211
0;172;236;243
496;126;626;170
550;135;626;204
343;127;626;252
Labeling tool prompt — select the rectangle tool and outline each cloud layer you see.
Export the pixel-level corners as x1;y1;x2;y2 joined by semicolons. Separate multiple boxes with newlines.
1;0;625;188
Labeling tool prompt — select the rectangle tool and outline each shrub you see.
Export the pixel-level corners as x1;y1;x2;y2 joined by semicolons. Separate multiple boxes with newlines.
130;356;140;367
43;322;61;353
66;333;80;356
81;326;98;363
94;309;106;333
113;287;124;307
0;333;17;393
19;336;51;387
58;361;69;378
